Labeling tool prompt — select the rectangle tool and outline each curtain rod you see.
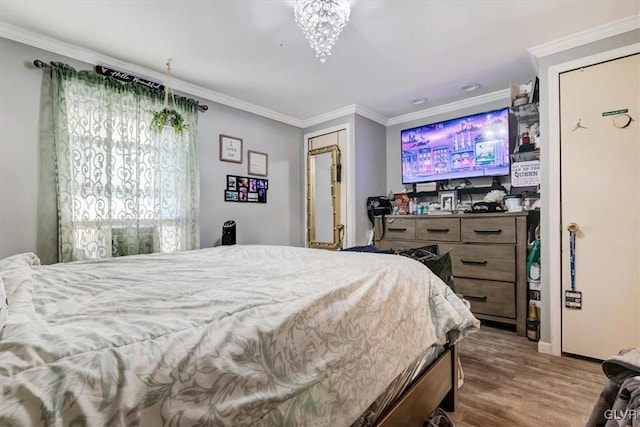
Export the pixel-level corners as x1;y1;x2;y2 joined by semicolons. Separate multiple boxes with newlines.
33;60;208;112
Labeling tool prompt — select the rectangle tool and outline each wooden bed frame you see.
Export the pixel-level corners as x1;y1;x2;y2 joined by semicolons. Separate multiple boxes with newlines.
376;344;458;426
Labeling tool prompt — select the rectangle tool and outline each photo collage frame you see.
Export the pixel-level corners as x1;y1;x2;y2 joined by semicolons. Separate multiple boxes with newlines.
225;175;268;203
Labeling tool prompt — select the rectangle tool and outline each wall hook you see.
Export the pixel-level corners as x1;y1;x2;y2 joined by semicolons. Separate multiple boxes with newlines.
572;119;587;132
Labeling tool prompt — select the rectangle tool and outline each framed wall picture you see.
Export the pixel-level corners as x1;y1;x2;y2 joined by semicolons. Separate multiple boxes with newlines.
248;150;268;176
226;175;237;191
224;190;239;202
224;175;268;204
219;135;243;163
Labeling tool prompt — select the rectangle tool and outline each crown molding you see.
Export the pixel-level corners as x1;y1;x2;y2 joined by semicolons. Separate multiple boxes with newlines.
354;105;388;126
301;104;388;129
386;89;510;127
301;104;357;128
528;15;640;60
3;15;636;131
0;21;304;128
302;89;511;129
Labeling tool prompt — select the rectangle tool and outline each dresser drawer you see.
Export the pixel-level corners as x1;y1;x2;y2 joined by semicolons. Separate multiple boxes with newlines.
382;217;416;240
456;278;516;318
450;244;515;282
461;217;516;244
416;218;460;242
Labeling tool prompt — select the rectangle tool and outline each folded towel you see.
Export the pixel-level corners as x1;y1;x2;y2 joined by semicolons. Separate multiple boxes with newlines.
603;348;640;385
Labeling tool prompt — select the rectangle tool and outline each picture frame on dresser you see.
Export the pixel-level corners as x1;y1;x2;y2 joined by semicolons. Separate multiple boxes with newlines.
440;191;456;211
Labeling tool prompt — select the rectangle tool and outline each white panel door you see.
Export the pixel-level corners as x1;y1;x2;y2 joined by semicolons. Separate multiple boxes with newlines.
560;53;640;360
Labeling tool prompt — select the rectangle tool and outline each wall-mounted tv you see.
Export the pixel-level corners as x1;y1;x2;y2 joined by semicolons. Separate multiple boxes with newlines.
401;107;511;184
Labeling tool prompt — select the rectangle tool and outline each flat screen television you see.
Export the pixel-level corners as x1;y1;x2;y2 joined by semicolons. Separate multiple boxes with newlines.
401;107;511;184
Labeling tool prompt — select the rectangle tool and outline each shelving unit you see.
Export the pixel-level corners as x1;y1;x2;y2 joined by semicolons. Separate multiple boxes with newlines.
407;186;495;199
510;101;540;198
511;98;542;341
511;102;540;161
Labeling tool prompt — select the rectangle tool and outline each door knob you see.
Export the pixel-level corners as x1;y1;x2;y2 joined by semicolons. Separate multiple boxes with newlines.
567;223;580;233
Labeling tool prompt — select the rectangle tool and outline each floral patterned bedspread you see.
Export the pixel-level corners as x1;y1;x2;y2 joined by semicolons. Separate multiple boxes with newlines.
0;245;479;427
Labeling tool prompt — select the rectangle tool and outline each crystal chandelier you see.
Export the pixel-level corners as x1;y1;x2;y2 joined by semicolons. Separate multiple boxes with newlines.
294;0;351;63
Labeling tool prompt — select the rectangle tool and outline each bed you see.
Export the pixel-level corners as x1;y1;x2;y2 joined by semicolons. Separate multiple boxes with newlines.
0;245;479;426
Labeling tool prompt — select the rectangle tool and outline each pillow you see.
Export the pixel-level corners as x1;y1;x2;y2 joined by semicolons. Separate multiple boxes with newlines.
0;276;7;330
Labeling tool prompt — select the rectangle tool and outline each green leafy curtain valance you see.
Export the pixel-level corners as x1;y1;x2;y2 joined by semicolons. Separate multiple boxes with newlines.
51;62;200;262
50;62;200;111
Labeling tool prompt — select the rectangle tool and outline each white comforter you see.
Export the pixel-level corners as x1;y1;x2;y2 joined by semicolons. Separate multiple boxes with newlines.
0;245;478;427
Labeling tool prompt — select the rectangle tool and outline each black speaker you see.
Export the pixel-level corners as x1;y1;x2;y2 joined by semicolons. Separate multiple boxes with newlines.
222;220;236;246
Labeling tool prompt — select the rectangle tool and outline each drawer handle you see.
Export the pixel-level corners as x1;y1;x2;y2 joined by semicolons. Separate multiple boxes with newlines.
463;294;488;301
426;228;450;232
460;259;488;266
473;228;502;234
388;227;407;232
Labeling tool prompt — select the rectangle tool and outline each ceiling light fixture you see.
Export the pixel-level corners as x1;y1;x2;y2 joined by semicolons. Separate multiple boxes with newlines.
411;98;427;105
294;0;351;63
461;83;481;92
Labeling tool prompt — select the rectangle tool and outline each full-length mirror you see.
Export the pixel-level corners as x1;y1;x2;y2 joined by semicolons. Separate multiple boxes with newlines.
307;145;341;249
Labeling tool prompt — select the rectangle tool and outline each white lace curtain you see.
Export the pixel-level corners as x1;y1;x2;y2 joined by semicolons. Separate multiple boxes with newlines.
51;62;200;262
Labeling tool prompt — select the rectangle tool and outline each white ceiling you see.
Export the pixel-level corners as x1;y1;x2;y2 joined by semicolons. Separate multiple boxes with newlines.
1;1;638;125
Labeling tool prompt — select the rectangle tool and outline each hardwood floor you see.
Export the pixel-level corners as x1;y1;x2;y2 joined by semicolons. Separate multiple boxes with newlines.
447;324;606;427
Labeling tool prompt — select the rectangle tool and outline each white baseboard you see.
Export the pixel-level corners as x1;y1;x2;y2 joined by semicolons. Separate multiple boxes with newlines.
537;341;552;354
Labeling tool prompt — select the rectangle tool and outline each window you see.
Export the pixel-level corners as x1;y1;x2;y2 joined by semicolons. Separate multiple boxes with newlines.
51;63;200;262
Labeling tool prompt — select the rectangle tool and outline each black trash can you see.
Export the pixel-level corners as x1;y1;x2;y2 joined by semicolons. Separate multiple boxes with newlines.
222;220;236;245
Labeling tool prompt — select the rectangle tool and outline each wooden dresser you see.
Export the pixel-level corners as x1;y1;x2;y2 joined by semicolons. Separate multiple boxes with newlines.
374;212;529;336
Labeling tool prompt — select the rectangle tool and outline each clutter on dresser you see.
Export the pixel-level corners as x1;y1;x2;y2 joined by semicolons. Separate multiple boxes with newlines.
470;201;503;213
484;189;506;205
470;189;507;213
504;194;524;213
392;192;410;214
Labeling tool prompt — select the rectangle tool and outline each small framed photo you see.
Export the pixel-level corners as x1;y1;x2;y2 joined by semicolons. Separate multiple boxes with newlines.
440;191;457;211
219;134;243;163
224;190;239;202
257;189;267;203
248;150;268;176
226;175;237;191
239;187;248;202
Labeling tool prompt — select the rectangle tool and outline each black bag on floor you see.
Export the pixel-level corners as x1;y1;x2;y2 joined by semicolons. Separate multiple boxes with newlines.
398;246;455;292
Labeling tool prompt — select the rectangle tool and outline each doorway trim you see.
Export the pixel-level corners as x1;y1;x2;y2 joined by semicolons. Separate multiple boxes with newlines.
545;42;639;356
302;123;355;249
